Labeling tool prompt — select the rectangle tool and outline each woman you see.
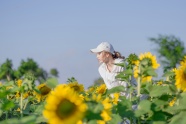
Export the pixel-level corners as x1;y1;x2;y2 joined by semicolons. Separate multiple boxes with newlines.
90;42;134;97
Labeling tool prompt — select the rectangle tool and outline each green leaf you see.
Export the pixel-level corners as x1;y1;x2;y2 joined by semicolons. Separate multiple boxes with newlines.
146;69;158;77
152;99;168;111
20;115;36;123
87;120;97;124
144;67;158;77
108;114;122;124
34;103;45;114
123;69;133;75
114;62;125;67
46;77;58;89
170;111;186;124
3;81;14;86
0;118;19;124
135;100;152;117
117;98;134;118
149;85;171;97
0;109;3;117
152;112;166;121
171;92;186;111
85;102;103;120
36;116;47;123
162;71;174;77
0;90;9;98
106;86;125;95
2;100;15;110
152;121;166;124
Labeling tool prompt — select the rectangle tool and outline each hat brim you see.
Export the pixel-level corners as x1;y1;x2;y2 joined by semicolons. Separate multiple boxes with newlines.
90;48;102;53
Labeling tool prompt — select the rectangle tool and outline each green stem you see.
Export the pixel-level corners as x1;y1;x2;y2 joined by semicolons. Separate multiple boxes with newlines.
20;93;23;118
23;100;28;110
137;66;141;97
6;111;8;120
137;77;141;97
138;117;141;124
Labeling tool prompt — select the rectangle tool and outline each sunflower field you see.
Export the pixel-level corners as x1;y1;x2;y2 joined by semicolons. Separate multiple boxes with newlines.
1;52;186;124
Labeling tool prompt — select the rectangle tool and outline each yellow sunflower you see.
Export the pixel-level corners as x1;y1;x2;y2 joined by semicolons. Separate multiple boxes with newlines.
67;82;84;93
15;91;32;99
16;79;22;87
100;97;112;122
112;93;120;105
92;94;102;102
139;52;160;69
141;76;152;83
157;81;163;86
86;86;96;94
43;84;87;124
97;120;106;124
96;84;107;94
175;61;186;92
133;66;139;78
134;52;160;83
35;83;51;102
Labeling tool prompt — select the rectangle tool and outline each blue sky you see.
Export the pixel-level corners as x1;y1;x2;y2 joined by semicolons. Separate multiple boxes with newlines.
0;1;186;88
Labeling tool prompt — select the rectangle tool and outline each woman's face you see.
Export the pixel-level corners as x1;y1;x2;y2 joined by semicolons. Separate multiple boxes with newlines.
96;51;110;63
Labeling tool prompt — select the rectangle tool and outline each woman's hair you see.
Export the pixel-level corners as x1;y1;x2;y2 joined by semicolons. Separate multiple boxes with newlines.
112;51;125;59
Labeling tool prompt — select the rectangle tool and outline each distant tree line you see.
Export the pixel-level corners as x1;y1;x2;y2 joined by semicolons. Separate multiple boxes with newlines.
0;58;59;83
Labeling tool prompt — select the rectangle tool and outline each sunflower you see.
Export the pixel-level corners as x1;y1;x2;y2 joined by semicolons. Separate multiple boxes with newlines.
133;66;139;78
175;61;186;92
86;86;96;93
100;97;112;122
134;52;160;83
15;91;32;99
92;94;102;102
139;52;160;69
35;83;51;102
96;84;107;94
67;82;84;93
141;76;152;83
112;93;120;105
97;120;105;124
43;84;87;124
157;81;163;86
17;79;22;87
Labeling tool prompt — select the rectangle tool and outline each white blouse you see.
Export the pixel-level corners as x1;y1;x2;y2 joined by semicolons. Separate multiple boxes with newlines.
98;58;128;90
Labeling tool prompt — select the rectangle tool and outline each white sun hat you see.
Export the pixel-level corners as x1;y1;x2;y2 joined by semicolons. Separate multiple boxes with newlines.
90;42;115;54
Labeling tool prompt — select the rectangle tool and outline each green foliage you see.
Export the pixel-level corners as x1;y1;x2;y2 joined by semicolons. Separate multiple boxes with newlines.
46;77;58;89
0;59;15;81
150;35;186;72
106;86;125;95
50;68;59;77
1;47;186;123
67;77;77;83
93;77;104;86
18;58;48;83
0;58;59;84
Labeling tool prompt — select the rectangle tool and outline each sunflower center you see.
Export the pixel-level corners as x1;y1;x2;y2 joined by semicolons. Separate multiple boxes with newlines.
71;86;80;92
56;99;76;119
183;69;186;80
40;86;51;95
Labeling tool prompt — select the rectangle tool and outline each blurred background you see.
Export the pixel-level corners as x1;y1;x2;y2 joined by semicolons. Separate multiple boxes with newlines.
0;0;186;88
